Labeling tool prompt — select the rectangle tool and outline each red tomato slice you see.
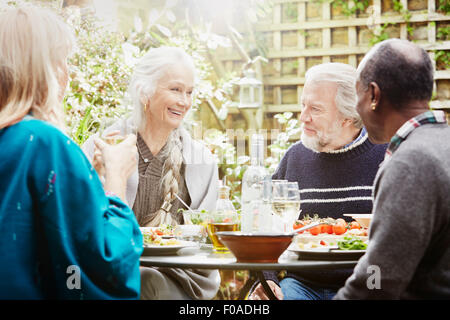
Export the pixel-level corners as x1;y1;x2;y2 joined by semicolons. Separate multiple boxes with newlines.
309;225;321;235
332;224;347;235
293;221;305;233
322;224;333;234
349;221;361;229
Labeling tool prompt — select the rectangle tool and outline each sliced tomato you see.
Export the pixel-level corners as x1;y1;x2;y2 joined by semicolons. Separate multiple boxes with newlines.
309;225;322;236
154;229;164;236
322;224;333;234
332;223;347;235
349;221;361;229
320;240;328;246
293;221;305;233
293;221;304;230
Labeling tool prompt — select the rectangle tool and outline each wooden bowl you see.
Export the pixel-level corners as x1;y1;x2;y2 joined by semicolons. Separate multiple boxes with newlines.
216;232;294;263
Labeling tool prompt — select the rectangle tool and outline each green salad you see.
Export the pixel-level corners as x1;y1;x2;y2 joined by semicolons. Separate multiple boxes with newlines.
337;236;368;250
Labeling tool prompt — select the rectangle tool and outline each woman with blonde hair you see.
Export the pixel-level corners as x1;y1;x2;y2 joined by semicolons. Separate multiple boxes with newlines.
0;5;142;299
83;46;220;299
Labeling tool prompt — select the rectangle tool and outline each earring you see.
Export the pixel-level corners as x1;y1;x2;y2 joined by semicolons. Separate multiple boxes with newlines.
371;102;377;111
144;102;148;112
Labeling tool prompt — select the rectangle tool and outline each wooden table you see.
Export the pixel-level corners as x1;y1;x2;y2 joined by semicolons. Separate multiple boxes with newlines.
140;245;359;300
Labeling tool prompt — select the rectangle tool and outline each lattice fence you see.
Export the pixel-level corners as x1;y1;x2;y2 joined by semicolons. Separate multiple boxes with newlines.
216;0;450;130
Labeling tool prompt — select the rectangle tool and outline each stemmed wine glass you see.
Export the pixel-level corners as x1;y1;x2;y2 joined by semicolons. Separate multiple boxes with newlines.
285;182;301;232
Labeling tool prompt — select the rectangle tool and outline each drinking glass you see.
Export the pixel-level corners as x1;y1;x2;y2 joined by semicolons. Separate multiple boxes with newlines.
206;210;239;253
272;180;289;217
181;209;209;243
122;114;138;136
99;117;124;145
270;180;288;232
284;182;301;232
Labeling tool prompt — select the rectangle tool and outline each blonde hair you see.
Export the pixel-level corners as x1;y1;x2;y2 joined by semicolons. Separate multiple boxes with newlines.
0;5;74;130
129;47;195;227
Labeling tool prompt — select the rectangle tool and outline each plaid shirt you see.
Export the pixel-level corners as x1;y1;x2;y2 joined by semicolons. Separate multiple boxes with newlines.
385;110;447;161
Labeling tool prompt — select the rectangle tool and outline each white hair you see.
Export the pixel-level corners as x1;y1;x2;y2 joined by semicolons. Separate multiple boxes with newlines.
305;63;362;129
128;47;196;226
128;46;196;130
0;5;74;130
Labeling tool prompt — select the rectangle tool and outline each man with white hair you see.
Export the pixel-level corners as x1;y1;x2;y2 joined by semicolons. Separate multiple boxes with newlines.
250;62;387;300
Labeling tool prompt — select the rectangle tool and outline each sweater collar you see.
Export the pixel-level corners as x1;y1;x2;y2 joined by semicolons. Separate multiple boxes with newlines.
324;127;368;155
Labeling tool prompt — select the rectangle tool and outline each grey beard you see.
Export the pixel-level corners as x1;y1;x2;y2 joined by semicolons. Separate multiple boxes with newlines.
301;131;325;153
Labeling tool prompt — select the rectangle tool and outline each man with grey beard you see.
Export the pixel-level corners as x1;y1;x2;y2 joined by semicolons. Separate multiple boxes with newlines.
249;62;387;300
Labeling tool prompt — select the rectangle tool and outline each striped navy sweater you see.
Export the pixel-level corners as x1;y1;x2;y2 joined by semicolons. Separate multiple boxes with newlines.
273;132;388;221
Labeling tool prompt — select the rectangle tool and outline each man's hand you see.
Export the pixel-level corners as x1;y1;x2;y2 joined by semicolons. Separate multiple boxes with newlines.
248;280;284;300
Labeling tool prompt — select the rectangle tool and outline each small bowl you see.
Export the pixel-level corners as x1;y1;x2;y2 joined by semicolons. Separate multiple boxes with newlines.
216;231;294;263
343;214;373;228
174;224;204;237
173;224;208;243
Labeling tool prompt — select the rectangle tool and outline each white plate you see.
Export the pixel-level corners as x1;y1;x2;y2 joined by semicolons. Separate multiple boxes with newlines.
291;234;368;260
142;240;199;256
288;246;366;261
295;233;368;245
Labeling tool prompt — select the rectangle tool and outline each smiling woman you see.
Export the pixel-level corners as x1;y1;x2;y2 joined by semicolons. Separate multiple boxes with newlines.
82;46;221;300
144;65;195;133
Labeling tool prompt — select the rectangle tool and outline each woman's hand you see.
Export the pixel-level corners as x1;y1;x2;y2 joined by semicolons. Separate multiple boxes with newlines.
94;133;137;201
248;280;284;300
92;130;122;179
93;148;105;179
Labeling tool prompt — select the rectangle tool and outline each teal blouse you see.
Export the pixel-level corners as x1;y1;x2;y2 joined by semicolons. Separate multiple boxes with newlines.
0;118;143;299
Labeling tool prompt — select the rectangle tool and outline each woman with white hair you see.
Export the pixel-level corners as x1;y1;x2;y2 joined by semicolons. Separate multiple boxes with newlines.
83;46;220;300
0;5;142;299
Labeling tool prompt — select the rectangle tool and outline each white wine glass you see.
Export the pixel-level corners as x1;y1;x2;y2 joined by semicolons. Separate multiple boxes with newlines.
285;182;301;232
99;116;124;145
272;180;289;217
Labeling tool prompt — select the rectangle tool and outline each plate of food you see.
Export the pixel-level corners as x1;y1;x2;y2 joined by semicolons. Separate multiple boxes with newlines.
142;231;198;256
289;235;368;261
293;216;369;237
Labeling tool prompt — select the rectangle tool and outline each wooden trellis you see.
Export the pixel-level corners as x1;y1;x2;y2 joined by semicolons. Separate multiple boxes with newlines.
217;0;450;130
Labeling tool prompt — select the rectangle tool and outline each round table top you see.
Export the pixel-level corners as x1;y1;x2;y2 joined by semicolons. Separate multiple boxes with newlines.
139;245;360;271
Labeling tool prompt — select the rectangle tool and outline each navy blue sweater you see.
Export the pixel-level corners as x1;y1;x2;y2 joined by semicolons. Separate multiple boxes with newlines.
273;135;387;220
266;134;387;290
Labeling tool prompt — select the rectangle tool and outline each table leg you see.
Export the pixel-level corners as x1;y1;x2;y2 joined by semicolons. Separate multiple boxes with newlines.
256;271;279;300
237;271;279;300
237;271;257;300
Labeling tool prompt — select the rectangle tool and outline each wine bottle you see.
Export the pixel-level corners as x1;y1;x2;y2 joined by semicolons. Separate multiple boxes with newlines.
241;134;269;233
